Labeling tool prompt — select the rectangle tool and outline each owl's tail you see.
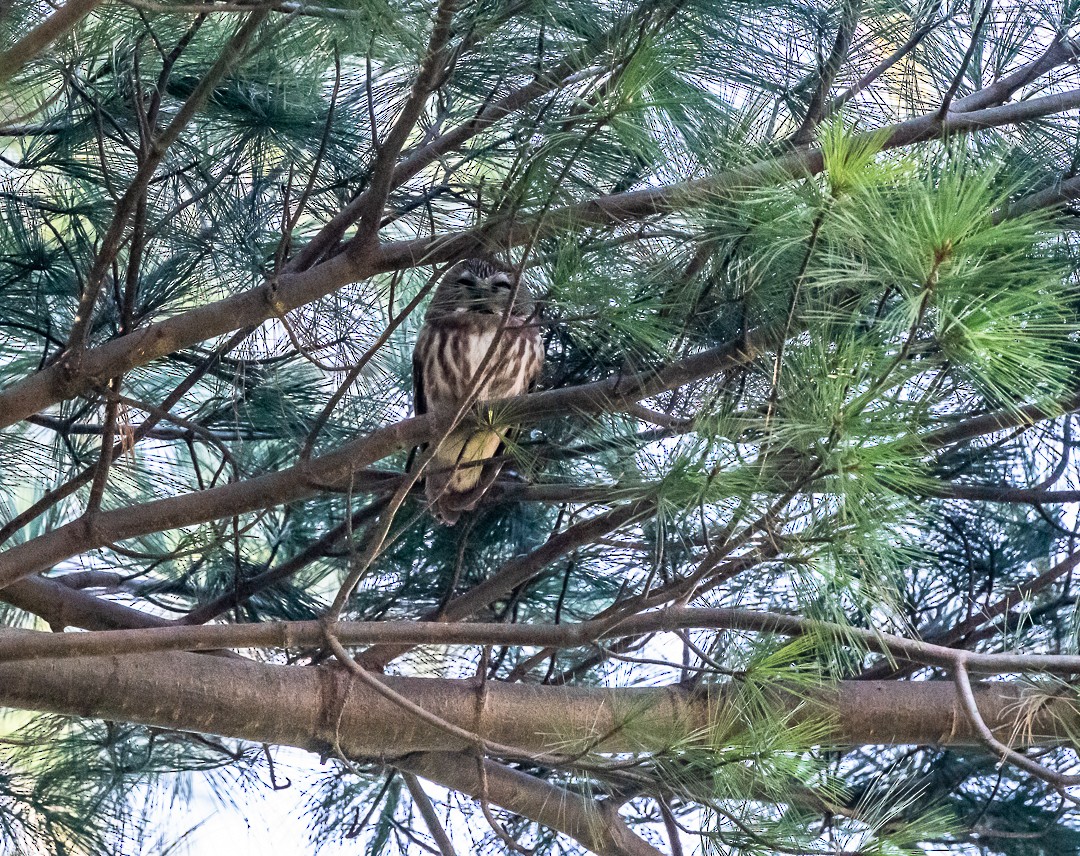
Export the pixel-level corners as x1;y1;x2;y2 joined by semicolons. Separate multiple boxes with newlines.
425;427;505;524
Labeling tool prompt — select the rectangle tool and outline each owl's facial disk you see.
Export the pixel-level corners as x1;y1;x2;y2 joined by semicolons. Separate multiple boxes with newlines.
453;268;517;315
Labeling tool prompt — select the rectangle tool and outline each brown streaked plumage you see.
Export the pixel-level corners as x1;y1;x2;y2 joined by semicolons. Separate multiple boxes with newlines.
412;258;544;524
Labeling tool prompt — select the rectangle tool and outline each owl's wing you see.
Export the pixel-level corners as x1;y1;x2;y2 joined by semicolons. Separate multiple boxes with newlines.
412;347;427;417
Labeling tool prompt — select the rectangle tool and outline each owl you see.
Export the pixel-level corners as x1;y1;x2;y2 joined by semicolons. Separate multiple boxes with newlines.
412;258;544;524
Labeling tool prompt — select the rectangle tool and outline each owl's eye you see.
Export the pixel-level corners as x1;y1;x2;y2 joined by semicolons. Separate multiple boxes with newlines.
491;277;513;291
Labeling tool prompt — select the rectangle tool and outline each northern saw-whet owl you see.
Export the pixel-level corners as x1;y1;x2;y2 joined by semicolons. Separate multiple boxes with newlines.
412;258;544;524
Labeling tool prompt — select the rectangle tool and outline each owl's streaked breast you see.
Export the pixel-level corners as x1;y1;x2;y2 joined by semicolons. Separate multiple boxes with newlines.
417;315;542;412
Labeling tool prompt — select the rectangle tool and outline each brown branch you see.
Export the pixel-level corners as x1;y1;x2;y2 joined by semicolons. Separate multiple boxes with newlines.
951;33;1080;113
951;660;1080;792
996;174;1080;221
933;483;1080;503
375;84;1080;270
119;0;367;19
62;10;268;360
0;0;103;86
921;389;1080;449
790;0;862;145
349;0;457;251
935;0;994;119
0;650;1076;753
357;499;655;669
7;607;1080;679
397;753;665;856
179;502;385;625
402;772;460;856
0;575;169;632
0;328;253;546
324;624;570;766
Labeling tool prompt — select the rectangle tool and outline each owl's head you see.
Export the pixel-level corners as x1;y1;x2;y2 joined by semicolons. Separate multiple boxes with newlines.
426;258;535;320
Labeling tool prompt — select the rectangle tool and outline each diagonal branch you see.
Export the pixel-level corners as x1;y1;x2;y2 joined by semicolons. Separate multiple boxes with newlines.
62;10;268;360
0;575;170;632
952;660;1080;793
0;0;102;87
790;0;862;145
829;14;948;114
287;0;658;272
349;0;457;251
402;772;460;856
951;32;1080;113
359;500;654;669
397;752;665;856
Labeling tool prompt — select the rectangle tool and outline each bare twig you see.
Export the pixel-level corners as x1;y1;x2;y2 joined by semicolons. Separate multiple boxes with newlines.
403;773;460;856
951;659;1080;797
790;0;862;145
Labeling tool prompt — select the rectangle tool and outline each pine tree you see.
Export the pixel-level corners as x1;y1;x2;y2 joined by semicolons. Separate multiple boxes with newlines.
3;0;1080;853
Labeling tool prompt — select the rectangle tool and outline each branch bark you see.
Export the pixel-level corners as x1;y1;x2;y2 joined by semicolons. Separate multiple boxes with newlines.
398;753;665;856
7;606;1080;684
0;0;103;87
0;651;1074;754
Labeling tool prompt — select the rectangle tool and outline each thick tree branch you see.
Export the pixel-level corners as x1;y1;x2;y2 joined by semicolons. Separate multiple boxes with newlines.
0;575;169;631
933;483;1080;503
375;85;1080;270
951;33;1080;113
0;651;1074;753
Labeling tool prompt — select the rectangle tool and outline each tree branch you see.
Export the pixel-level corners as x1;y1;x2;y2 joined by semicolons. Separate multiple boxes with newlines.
397;753;665;856
0;651;1075;753
790;0;862;145
0;0;103;86
402;772;460;856
349;0;456;250
5;607;1080;679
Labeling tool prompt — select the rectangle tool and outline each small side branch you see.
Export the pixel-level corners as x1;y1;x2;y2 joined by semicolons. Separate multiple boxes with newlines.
951;659;1080;799
791;0;862;145
349;0;457;250
396;752;665;856
403;773;459;856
